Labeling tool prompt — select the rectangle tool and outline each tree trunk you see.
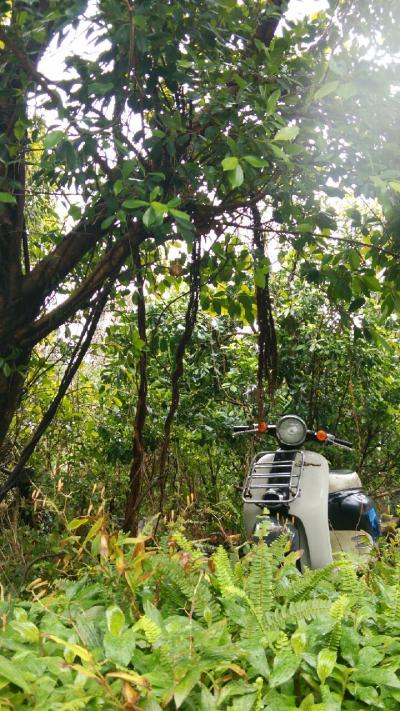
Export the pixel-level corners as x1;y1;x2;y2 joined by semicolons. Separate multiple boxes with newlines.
0;348;31;455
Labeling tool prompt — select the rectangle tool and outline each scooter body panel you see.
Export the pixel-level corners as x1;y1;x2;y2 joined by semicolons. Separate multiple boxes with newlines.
288;450;332;569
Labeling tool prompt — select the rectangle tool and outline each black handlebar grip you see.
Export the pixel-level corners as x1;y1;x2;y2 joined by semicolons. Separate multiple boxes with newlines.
334;436;353;448
232;425;251;432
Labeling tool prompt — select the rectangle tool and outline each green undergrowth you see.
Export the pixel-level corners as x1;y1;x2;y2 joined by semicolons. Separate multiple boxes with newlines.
1;517;400;710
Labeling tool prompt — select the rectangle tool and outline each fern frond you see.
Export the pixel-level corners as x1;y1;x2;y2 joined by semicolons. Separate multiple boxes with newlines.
170;529;192;552
274;631;290;651
245;540;273;619
270;598;331;628
213;546;236;595
282;562;338;602
336;557;361;600
136;615;162;644
328;594;348;651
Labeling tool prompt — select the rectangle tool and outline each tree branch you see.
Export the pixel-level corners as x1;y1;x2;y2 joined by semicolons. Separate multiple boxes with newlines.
0;284;111;502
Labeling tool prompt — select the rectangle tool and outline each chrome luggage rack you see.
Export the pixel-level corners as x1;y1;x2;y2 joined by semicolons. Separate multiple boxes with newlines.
242;450;304;505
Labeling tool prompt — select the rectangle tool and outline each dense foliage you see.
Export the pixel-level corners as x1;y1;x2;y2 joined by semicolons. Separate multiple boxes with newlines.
1;1;400;706
2;514;400;710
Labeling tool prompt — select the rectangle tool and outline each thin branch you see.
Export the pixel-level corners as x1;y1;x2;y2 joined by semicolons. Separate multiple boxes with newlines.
0;284;111;502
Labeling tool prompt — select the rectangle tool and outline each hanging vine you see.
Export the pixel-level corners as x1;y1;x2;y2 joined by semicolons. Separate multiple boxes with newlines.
124;243;148;533
251;202;277;421
157;235;202;510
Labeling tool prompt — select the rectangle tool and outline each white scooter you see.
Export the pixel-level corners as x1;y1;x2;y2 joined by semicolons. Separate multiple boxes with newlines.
234;415;381;570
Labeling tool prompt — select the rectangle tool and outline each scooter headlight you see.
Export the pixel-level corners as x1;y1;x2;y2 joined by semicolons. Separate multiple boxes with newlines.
276;415;307;446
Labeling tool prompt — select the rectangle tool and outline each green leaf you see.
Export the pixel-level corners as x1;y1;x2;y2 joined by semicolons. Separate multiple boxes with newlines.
267;89;281;115
361;274;381;292
122;198;149;209
352;668;400;688
227;163;244;188
222;156;239;171
14;119;27;141
67;517;90;531
337;82;357;99
174;669;201;708
270;652;301;687
69;205;82;220
0;654;30;692
254;268;266;288
12;620;40;642
317;648;336;683
143;204;165;228
314;80;339;101
0;192;16;204
389;181;400;194
103;629;136;666
44;130;65;149
105;610;124;640
273;125;299;142
101;215;116;230
243;155;269;168
358;646;385;669
169;207;190;222
270;143;288;162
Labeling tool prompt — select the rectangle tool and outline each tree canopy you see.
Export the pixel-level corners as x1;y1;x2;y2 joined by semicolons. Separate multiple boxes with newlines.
0;0;400;527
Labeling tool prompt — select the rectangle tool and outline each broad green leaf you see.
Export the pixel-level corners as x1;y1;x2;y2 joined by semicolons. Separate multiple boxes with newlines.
44;130;65;149
143;205;164;228
12;620;40;642
46;635;94;663
243;155;268;168
352;668;400;688
169;207;190;222
314;80;339;100
267;89;281;114
122;198;149;209
222;156;239;171
389;181;400;194
270;143;288;161
0;655;30;692
101;215;116;230
174;669;201;708
200;685;217;710
106;605;125;637
358;646;385;669
338;82;357;99
273;125;299;142
317;648;336;683
361;274;381;292
227;163;244;188
67;516;90;531
69;205;82;220
113;179;124;196
270;652;301;687
0;192;16;204
103;629;136;666
14;119;27;141
254;268;266;288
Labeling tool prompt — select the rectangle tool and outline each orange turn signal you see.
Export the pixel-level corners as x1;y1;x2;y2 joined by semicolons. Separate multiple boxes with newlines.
316;430;328;442
257;421;268;433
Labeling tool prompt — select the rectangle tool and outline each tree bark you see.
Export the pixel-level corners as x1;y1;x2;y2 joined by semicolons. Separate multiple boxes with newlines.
123;244;148;534
0;349;31;454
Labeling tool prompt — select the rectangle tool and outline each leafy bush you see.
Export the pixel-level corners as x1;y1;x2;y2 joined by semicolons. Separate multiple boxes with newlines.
1;517;400;709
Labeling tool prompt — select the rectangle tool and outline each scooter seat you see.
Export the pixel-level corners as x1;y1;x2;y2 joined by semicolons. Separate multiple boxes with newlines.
329;469;362;493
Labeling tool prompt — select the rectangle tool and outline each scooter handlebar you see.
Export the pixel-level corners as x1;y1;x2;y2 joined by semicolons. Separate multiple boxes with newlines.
330;436;353;450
